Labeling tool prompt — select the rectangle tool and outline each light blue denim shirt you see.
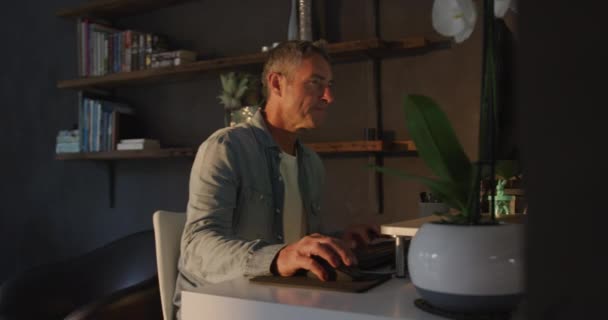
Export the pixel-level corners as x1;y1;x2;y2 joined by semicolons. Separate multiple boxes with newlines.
173;110;325;315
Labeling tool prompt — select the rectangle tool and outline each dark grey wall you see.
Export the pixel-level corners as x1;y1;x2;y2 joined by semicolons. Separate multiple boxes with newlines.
0;0;192;284
520;1;608;318
0;0;483;284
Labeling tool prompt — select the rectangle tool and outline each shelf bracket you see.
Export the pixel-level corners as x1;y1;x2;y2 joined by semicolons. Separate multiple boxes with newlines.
372;56;384;214
369;0;385;215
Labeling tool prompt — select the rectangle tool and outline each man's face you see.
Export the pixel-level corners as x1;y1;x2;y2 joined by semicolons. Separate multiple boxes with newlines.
281;53;334;131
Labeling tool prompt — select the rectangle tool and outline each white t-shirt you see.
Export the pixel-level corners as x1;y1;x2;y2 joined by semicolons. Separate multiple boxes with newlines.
279;151;306;244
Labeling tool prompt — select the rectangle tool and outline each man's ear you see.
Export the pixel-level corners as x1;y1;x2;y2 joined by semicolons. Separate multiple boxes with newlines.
267;72;283;97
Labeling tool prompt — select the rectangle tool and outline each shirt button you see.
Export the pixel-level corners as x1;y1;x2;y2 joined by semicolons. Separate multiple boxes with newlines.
275;209;280;213
278;176;283;181
277;235;283;241
259;195;264;200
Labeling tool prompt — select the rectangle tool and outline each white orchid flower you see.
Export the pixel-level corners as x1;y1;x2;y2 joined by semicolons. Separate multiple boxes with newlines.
494;0;512;18
432;0;516;43
432;0;477;43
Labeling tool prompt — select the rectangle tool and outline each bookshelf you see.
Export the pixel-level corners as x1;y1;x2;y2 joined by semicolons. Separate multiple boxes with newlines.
55;0;449;209
55;140;417;160
55;147;194;160
56;38;445;90
55;33;444;159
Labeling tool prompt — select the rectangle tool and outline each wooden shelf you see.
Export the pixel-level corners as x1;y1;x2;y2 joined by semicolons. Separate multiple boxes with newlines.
56;0;196;19
55;147;194;160
54;140;416;160
307;140;416;154
57;37;444;90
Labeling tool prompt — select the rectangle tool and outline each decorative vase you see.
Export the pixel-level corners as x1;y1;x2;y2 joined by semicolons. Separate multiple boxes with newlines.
297;0;312;40
408;222;524;313
287;0;298;40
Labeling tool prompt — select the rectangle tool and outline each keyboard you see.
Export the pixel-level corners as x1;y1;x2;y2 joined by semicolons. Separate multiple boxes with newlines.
354;237;409;270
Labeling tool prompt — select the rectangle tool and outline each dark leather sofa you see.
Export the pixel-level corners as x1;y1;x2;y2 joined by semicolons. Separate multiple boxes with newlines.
0;230;162;320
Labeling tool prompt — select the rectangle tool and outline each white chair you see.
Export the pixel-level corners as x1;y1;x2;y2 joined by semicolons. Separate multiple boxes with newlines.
152;210;186;320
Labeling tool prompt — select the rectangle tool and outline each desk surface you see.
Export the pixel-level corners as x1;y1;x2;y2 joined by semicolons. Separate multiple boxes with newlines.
182;276;444;320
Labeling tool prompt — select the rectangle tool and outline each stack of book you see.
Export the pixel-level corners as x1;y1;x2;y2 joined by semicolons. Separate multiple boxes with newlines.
116;138;161;151
78;92;139;152
77;18;194;77
56;129;80;153
150;50;197;68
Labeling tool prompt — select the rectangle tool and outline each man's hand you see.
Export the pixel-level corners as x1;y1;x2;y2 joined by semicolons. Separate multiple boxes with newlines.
274;233;357;281
342;224;381;249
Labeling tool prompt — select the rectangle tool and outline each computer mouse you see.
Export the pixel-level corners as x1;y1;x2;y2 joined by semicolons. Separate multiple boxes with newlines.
306;255;366;282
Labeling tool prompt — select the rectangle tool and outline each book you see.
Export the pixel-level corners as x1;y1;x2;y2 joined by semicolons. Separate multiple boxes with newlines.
123;30;133;72
138;32;145;70
116;139;160;150
108;112;138;150
119;138;159;144
56;127;81;153
87;20;119;76
144;33;169;69
77;17;83;76
56;142;81;154
150;58;195;68
150;50;196;61
77;91;140;152
78;18;113;76
131;32;141;71
56;129;79;144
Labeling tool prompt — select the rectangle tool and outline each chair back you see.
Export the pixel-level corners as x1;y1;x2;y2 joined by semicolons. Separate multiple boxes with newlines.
152;210;186;320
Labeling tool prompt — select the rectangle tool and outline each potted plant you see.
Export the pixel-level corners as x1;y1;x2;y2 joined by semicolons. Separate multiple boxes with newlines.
372;0;523;315
217;71;263;126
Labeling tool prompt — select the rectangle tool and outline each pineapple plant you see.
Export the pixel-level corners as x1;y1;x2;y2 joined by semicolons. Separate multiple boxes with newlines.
218;72;263;126
218;72;260;110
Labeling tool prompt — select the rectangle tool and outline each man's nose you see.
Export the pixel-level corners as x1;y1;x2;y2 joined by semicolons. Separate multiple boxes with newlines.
321;86;334;104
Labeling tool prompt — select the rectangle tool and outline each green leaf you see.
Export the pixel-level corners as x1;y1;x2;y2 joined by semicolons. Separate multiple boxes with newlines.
369;164;468;211
235;77;250;99
404;95;472;189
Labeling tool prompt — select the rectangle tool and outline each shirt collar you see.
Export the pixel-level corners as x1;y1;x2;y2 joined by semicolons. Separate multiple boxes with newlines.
249;109;307;156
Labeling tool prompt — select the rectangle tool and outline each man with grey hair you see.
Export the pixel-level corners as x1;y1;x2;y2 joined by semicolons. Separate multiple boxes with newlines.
173;40;379;317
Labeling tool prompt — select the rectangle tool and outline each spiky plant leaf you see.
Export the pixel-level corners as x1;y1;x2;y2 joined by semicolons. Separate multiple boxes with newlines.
221;72;238;94
235;77;250;99
369;165;467;211
404;95;472;188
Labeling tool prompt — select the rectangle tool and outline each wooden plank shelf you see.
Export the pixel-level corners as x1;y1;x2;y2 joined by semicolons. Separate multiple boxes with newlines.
307;140;384;153
57;37;442;90
54;140;416;160
55;147;195;160
56;0;196;19
307;140;417;154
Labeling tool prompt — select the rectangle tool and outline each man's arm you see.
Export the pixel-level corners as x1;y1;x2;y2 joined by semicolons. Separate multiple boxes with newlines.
179;135;284;285
272;233;357;281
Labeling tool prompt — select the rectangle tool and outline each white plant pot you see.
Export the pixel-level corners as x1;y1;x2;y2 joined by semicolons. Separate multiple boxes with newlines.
408;222;524;313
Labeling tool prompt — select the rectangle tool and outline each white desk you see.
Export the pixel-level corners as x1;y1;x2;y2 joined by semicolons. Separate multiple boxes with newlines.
181;276;445;320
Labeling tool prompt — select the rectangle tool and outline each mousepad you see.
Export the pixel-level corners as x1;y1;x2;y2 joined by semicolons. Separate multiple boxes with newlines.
249;273;392;293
